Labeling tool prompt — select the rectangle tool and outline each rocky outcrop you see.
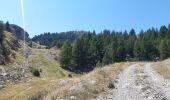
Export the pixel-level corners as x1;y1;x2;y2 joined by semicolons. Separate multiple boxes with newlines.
10;24;29;42
0;66;28;89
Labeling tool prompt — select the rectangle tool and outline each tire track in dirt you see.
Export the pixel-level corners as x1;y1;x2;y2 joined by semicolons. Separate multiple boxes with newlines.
98;63;170;100
143;64;170;100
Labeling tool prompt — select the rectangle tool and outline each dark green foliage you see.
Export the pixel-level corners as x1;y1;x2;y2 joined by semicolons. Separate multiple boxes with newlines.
160;26;168;38
96;60;103;67
159;39;170;60
71;39;82;68
72;37;95;71
30;67;40;77
102;50;111;65
5;21;11;32
32;31;81;48
129;28;137;38
59;40;72;69
28;41;33;47
134;40;159;60
0;21;4;43
0;21;5;64
36;23;170;72
51;40;63;48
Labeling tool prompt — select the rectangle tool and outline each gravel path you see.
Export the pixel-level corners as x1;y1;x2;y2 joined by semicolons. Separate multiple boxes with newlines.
97;63;170;100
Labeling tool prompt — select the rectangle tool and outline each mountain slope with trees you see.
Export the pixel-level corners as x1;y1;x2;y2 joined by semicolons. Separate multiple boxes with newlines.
57;24;170;72
31;31;86;48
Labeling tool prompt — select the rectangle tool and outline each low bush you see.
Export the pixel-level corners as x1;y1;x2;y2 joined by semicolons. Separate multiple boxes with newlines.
30;67;40;77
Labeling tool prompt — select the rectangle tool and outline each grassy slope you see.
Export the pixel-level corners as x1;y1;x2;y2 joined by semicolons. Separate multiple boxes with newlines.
153;59;170;79
3;35;170;100
0;47;71;100
29;48;68;77
37;61;170;100
41;62;128;100
0;50;127;100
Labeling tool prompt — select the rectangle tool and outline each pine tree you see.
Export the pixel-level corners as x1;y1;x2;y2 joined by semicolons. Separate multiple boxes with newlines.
72;35;97;71
96;60;103;67
72;39;82;69
167;24;170;39
129;28;137;38
96;34;105;62
5;21;11;32
59;40;72;68
134;41;141;60
47;23;170;71
126;37;135;57
102;50;111;65
0;21;4;43
159;26;168;38
159;39;170;60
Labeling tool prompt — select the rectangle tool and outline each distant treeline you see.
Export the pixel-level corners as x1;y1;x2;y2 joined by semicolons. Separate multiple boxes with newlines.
32;24;170;72
32;31;83;48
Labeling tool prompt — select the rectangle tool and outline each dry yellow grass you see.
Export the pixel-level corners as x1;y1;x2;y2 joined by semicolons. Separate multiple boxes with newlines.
0;47;71;100
154;61;170;79
39;62;129;100
28;48;69;77
0;77;66;100
0;32;129;100
0;39;130;100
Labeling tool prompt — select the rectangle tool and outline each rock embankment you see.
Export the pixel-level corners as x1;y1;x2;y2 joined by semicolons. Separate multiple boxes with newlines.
0;66;29;89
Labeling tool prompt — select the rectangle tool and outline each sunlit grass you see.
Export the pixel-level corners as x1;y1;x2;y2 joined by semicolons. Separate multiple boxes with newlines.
0;48;70;100
154;62;170;79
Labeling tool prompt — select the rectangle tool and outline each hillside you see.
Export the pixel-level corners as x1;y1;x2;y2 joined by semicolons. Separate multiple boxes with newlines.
0;21;170;100
0;31;20;64
9;24;29;41
31;31;86;48
0;22;71;92
0;41;72;87
0;47;72;99
0;21;29;41
1;60;170;100
1;0;170;99
31;24;170;74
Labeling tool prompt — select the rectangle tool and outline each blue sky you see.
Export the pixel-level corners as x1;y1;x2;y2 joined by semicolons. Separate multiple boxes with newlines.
1;0;170;37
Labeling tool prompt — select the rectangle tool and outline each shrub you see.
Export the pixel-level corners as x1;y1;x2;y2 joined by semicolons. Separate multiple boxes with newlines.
108;81;115;89
30;67;40;77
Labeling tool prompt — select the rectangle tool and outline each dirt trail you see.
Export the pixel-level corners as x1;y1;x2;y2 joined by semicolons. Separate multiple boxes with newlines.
98;63;170;100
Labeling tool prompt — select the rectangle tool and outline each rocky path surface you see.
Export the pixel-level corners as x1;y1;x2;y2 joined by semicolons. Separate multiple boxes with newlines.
98;63;170;100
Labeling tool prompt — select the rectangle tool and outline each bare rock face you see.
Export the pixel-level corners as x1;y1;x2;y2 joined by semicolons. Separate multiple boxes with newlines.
9;24;29;42
0;67;27;89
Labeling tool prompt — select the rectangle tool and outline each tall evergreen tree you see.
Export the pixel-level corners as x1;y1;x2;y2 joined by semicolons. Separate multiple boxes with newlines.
129;28;137;38
159;39;170;60
0;21;5;64
0;21;4;43
72;39;82;69
33;22;170;72
167;24;170;39
59;40;72;68
5;21;11;32
159;26;168;38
